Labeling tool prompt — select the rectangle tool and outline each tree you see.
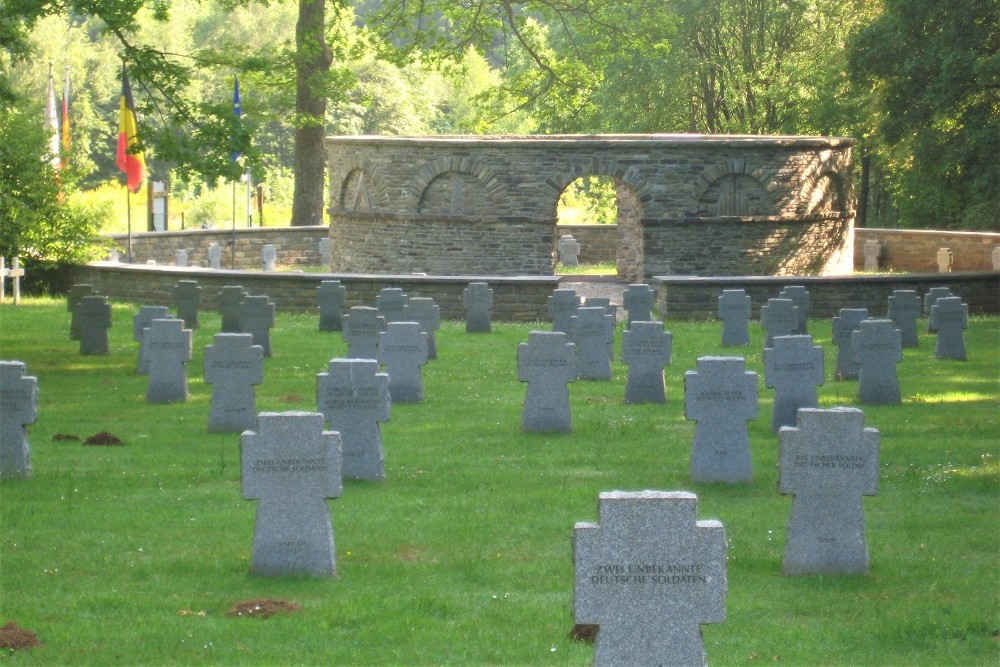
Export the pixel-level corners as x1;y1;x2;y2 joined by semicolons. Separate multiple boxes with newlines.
848;0;999;229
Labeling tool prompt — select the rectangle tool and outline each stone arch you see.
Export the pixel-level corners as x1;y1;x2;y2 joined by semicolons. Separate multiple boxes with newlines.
543;158;653;220
797;151;852;215
692;160;776;217
334;160;389;213
409;156;506;216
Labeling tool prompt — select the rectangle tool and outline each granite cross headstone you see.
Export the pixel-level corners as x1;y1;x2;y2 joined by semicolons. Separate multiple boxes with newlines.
219;286;247;333
573;490;727;666
832;308;869;380
316;358;390;481
517;331;576;433
571;307;615;380
174;280;201;329
0;258;25;305
318;237;331;267
778;285;810;335
239;295;276;357
924;286;953;333
621;321;672;404
717;289;752;347
204;333;264;432
76;295;112;356
685;357;759;483
174;249;189;267
143;318;192;403
241;411;343;577
342;306;385;359
375;287;408;324
67;284;97;340
208;242;223;269
0;361;38;479
559;234;581;267
403;297;441;360
993;246;1000;271
378;321;429;403
317;280;346;332
623;284;655;326
887;289;920;348
760;298;799;348
0;257;8;302
863;239;881;271
932;296;969;360
853;319;902;404
764;335;824;431
262;244;277;271
779;407;879;575
936;247;952;273
462;282;494;333
133;305;170;374
548;288;580;335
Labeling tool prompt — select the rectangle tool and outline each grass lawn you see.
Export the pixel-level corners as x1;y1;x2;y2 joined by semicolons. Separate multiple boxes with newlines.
1;298;997;665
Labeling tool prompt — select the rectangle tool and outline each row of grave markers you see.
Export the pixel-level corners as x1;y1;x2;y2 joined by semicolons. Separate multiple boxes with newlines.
0;279;975;666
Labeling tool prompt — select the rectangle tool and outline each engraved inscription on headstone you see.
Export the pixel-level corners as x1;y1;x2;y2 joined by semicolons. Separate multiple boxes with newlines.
0;361;38;479
623;284;655;326
621;321;672;404
932;296;969;361
517;331;576;433
378;321;429;403
685;357;758;483
571;307;614;380
462;282;494;333
548;288;580;335
717;289;751;347
241;412;342;577
573;490;727;666
316;358;390;481
764;335;824;431
779;407;879;575
832;308;869;380
204;333;263;432
853;319;902;404
887;289;920;348
343;306;385;360
317;281;346;332
133;305;169;374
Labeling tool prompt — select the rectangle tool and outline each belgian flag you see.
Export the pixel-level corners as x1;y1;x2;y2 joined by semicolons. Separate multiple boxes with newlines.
116;63;146;192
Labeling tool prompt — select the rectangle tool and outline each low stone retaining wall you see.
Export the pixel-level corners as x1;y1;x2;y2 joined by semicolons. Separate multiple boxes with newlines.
653;272;1000;320
71;262;559;322
853;228;999;272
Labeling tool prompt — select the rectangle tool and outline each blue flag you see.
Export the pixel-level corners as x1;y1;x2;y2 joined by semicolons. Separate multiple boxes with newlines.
231;74;242;161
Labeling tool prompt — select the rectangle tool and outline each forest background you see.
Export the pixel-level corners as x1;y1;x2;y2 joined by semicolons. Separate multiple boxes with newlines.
1;0;997;265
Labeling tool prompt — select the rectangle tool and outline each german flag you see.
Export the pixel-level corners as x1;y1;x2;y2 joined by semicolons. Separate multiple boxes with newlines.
116;63;146;192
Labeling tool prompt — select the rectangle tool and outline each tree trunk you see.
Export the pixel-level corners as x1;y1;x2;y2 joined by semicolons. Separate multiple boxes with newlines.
291;0;332;227
857;150;870;228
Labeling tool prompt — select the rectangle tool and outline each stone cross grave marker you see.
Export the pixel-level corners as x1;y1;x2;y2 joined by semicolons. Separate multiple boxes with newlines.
375;287;408;324
208;242;222;269
343;306;385;359
863;239;881;271
584;296;619;328
239;295;276;358
558;234;581;266
764;335;824;431
717;289;751;347
317;280;346;332
778;286;810;335
936;247;952;273
993;245;1000;271
0;257;6;301
241;411;343;577
262;244;277;271
0;361;38;479
378;321;429;403
76;295;112;356
548;287;579;335
760;298;799;348
67;284;96;340
932;296;969;361
572;307;615;380
462;282;493;333
219;286;247;333
174;280;201;330
887;289;920;348
204;333;264;432
174;249;188;267
779;407;879;575
0;257;25;305
518;331;576;432
685;357;758;483
133;305;170;374
832;308;869;380
403;297;441;360
853;319;902;405
623;283;655;326
924;286;953;333
573;490;727;667
316;358;390;481
144;318;192;403
621;321;672;404
318;237;331;267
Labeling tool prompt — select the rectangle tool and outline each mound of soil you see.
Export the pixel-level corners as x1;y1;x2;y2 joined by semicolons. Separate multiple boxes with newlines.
84;432;123;446
225;599;301;619
0;621;41;650
52;433;82;442
568;623;598;643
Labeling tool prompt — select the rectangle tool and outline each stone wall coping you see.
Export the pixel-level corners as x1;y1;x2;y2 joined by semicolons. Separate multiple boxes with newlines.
84;261;562;287
652;271;999;287
643;212;855;227
326;134;855;149
859;228;1000;241
327;211;549;226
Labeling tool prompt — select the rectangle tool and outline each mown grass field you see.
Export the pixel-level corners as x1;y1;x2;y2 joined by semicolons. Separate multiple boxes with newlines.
1;298;997;665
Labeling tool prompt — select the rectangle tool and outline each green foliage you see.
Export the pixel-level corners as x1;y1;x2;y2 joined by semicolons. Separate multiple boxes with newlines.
557;176;617;225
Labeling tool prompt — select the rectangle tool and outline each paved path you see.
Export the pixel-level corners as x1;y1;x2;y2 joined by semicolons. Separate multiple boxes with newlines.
559;278;629;320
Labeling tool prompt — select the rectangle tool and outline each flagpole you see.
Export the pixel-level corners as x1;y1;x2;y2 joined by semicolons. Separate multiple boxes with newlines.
126;187;133;261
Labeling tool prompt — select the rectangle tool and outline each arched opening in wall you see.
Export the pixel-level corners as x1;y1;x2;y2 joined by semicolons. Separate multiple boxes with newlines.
342;169;373;212
556;175;642;280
